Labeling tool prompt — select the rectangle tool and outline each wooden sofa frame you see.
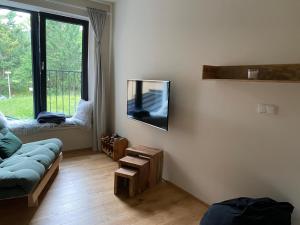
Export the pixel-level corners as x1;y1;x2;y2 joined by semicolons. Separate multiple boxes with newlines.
28;153;63;207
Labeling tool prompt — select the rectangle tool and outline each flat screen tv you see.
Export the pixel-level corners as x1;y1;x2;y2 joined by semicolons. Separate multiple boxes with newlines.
127;79;170;131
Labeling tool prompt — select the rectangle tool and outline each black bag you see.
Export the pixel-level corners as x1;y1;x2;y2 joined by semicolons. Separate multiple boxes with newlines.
200;197;294;225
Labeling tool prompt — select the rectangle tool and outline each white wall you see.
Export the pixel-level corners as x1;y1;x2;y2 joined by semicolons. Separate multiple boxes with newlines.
113;0;300;223
19;128;92;151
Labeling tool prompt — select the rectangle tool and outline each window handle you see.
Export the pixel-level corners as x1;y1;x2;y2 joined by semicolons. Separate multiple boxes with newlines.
41;61;45;71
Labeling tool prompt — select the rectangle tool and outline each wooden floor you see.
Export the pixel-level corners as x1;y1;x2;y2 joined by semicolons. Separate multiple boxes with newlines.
0;150;208;225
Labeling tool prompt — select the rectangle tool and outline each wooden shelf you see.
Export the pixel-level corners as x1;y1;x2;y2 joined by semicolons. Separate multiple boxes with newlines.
203;78;300;83
202;64;300;82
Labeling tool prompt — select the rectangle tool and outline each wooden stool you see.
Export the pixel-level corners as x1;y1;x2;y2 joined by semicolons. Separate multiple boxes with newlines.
114;168;138;197
119;156;149;193
126;146;163;188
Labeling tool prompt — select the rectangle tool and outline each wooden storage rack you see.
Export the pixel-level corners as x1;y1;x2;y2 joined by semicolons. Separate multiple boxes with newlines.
100;135;128;161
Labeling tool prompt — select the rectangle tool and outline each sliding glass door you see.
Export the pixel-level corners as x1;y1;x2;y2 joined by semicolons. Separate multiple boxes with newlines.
40;14;88;117
0;5;88;119
0;7;34;119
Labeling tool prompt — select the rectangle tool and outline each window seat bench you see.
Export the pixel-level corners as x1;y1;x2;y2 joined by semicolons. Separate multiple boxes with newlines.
8;118;89;137
3;100;93;151
7;118;92;151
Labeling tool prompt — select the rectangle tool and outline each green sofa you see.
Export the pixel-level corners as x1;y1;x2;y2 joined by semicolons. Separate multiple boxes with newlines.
0;127;62;206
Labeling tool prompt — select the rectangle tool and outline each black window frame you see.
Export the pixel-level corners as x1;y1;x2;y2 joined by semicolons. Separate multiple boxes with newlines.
39;13;89;115
0;5;89;118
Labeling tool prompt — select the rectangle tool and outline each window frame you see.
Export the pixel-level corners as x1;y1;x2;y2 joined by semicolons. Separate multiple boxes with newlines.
39;13;89;115
0;5;89;118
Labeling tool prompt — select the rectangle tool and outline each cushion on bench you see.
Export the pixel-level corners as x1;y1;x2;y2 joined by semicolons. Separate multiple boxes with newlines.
0;131;23;158
0;138;62;199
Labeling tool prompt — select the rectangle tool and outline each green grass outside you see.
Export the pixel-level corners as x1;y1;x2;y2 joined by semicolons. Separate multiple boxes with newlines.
0;96;34;119
0;95;80;119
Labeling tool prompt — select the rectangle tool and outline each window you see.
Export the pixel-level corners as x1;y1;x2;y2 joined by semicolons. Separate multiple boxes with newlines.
0;6;88;119
0;8;34;119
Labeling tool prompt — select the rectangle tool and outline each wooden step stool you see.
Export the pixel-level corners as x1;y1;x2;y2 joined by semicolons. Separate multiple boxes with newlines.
119;156;150;193
126;145;163;188
114;168;138;197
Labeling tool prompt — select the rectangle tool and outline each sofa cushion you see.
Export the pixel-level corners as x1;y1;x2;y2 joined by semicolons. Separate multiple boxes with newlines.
0;131;22;159
72;99;93;128
0;138;62;199
0;157;45;191
0;112;8;129
0;132;3;162
0;128;9;136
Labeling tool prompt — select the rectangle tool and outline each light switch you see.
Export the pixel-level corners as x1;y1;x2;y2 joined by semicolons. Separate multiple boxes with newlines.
257;104;277;114
266;104;277;114
257;104;267;113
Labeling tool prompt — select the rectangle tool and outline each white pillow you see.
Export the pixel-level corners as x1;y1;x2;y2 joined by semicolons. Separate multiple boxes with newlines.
0;112;8;129
72;99;93;128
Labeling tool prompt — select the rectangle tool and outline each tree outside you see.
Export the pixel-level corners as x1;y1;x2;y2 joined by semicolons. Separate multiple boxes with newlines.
0;8;83;119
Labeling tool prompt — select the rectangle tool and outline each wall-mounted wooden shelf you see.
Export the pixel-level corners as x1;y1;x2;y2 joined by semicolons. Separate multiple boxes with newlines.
202;64;300;82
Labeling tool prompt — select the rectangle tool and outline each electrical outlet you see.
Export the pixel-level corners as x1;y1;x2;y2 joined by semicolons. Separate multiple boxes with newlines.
266;104;277;114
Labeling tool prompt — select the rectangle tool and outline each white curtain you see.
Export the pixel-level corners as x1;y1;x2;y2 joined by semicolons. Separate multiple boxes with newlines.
87;8;110;151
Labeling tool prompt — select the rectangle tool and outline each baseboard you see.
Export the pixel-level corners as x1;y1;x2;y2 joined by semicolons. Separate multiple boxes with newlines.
62;147;93;152
162;179;210;208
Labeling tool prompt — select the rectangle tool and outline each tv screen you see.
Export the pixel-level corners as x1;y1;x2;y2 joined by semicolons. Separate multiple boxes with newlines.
127;80;170;131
